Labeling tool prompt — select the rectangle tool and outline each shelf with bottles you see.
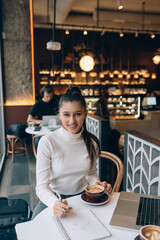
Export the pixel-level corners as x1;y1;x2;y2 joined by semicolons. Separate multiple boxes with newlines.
85;97;99;114
41;80;147;89
107;95;141;120
39;67;147;87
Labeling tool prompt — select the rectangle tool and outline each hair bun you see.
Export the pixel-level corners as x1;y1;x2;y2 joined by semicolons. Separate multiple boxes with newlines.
66;86;82;95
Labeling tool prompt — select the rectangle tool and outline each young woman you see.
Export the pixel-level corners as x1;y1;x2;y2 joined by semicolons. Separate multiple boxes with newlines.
32;86;112;219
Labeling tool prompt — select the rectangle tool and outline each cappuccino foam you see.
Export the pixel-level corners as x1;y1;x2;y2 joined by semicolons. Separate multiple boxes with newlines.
143;229;160;240
87;186;103;193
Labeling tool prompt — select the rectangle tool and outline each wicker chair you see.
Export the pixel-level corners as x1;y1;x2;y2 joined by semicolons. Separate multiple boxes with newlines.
99;151;124;192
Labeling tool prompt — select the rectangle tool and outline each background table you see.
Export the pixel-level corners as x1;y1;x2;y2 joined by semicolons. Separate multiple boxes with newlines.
25;126;61;157
25;126;61;135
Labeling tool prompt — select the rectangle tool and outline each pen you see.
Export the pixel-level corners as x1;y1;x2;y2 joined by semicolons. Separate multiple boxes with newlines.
56;191;66;213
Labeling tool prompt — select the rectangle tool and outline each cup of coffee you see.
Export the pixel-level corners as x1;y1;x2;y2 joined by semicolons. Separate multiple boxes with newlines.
140;225;160;240
85;184;105;200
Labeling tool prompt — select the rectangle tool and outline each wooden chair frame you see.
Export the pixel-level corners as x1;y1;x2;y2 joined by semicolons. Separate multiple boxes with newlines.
32;134;44;158
7;134;28;162
99;151;124;192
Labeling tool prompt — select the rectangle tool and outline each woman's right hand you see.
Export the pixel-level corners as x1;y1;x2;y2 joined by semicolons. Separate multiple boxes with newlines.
53;199;72;217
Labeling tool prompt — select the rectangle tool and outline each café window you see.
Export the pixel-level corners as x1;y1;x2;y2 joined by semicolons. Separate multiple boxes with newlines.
0;31;5;173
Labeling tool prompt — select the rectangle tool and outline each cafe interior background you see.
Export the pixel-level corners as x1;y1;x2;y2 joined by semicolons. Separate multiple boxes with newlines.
1;0;160;178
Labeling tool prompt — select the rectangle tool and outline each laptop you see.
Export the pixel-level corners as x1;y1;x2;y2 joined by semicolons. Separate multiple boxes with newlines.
42;115;61;127
110;191;160;231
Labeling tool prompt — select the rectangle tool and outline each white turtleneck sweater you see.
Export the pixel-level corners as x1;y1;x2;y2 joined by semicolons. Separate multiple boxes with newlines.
36;126;100;210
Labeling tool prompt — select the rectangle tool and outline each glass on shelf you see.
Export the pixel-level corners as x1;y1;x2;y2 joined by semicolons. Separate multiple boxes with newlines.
89;88;94;96
94;89;99;96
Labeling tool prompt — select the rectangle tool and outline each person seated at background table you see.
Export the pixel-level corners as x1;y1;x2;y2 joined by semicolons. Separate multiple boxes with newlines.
96;89;110;120
27;85;59;125
32;86;112;219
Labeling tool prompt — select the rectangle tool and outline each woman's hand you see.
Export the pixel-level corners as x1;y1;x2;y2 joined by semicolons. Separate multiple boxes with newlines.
53;199;72;217
95;181;112;194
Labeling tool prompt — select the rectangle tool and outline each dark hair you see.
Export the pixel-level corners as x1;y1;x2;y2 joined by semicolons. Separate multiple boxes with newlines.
59;86;101;167
41;85;54;97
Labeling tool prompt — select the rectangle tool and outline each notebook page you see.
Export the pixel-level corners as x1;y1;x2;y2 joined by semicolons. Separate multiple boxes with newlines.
59;208;110;240
15;208;64;240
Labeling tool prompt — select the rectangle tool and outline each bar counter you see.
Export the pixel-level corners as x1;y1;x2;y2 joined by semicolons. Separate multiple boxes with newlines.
110;110;160;139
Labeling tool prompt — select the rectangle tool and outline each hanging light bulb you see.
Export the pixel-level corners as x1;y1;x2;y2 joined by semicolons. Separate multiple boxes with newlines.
134;73;139;79
120;31;124;37
143;73;150;78
81;72;86;78
89;72;97;77
64;69;69;75
151;33;155;39
50;71;54;77
83;30;88;35
135;31;139;38
71;72;76;78
109;73;114;78
152;55;160;64
118;73;123;78
100;72;105;78
117;0;123;10
65;29;70;35
126;73;131;79
60;71;65;78
151;73;156;79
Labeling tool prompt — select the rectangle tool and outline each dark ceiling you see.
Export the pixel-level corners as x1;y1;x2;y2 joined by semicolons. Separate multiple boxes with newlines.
33;0;160;34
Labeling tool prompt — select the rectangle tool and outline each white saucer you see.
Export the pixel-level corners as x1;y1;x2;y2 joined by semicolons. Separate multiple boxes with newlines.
81;192;109;206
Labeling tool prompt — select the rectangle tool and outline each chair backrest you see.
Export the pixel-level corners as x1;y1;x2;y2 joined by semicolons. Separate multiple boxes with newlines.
32;134;44;158
99;151;124;192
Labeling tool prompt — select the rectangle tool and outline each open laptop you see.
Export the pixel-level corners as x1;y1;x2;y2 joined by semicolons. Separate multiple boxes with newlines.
110;191;160;231
42;115;61;127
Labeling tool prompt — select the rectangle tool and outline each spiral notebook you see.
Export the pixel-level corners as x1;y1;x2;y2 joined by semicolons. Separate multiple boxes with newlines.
16;208;110;240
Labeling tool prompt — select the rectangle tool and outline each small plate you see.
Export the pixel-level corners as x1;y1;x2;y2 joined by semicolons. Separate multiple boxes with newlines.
81;192;109;206
134;235;140;240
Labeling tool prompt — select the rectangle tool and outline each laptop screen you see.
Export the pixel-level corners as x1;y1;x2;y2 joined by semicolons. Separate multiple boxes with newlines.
42;115;61;126
146;96;157;106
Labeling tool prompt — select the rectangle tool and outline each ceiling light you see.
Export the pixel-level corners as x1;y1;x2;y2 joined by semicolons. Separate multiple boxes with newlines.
83;30;88;35
79;55;95;72
151;33;155;39
46;41;61;51
65;29;70;35
46;0;61;52
135;31;138;38
117;0;123;10
120;31;124;37
101;30;105;36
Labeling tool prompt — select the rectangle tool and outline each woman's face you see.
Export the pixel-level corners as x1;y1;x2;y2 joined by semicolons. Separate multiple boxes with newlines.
59;101;87;134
